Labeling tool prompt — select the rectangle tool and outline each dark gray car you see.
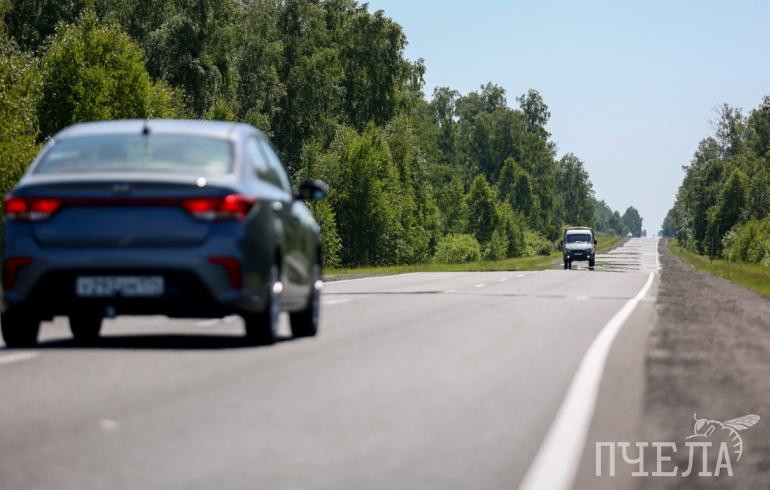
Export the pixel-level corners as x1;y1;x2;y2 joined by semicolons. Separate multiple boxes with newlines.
1;120;327;347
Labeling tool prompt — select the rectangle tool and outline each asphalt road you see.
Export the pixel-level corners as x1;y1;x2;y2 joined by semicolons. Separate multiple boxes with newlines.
0;239;660;490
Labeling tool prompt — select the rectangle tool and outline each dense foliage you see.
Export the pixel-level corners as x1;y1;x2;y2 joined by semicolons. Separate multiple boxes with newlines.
664;98;770;265
594;199;642;237
1;0;626;267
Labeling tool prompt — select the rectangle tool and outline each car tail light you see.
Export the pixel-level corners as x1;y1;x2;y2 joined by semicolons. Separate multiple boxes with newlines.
209;257;242;289
3;257;32;290
3;196;62;221
182;195;256;221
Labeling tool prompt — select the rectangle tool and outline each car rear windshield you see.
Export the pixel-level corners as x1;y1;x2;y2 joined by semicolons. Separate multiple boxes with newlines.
566;233;592;244
34;134;233;175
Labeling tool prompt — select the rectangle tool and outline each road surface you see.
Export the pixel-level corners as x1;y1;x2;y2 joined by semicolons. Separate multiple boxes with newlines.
0;239;661;489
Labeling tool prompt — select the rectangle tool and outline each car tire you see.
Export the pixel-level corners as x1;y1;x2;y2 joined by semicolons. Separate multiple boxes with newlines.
563;260;568;270
567;260;572;270
243;264;281;345
1;309;40;348
290;263;320;338
589;258;596;269
69;312;103;344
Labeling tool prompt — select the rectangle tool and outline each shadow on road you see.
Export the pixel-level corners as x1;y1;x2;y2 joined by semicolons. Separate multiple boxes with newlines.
25;333;295;351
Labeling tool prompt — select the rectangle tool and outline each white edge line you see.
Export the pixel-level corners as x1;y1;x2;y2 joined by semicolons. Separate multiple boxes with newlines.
195;319;220;327
324;273;420;285
518;271;655;490
323;298;352;306
0;352;38;365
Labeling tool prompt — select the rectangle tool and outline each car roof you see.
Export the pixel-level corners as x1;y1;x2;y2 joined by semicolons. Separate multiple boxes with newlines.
565;227;593;235
53;119;258;141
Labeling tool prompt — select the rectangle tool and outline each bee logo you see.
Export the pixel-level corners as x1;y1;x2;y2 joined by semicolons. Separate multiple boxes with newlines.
686;414;760;462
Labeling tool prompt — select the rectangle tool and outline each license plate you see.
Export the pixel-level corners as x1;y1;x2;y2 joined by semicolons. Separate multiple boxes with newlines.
76;276;165;298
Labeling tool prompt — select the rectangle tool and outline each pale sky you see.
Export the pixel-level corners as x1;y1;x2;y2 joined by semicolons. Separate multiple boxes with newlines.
368;0;770;232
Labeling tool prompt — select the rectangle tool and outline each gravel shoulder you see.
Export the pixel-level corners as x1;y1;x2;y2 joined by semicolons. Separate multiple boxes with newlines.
639;239;770;488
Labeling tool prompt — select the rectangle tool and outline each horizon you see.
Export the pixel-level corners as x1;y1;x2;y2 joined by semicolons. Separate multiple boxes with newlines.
368;0;770;233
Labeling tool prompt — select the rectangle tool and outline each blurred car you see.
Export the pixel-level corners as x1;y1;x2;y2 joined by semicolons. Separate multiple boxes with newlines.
1;120;327;347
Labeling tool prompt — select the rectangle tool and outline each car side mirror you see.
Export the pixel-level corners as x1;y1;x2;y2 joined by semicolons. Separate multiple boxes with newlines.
295;180;328;201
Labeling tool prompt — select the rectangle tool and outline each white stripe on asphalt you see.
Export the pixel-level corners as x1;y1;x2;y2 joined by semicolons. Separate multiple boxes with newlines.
474;284;486;288
498;278;508;283
0;352;38;365
325;273;414;285
323;299;352;306
518;270;656;490
195;319;220;327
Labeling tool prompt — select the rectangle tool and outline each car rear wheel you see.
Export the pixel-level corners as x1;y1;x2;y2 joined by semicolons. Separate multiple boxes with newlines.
1;309;40;348
589;258;596;269
69;312;103;344
290;264;320;338
243;265;281;345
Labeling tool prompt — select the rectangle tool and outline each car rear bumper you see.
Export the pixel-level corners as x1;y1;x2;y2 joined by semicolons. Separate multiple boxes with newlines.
2;240;270;318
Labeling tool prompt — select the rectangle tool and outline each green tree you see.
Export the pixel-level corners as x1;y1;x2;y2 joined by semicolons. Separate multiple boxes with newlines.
660;208;677;238
3;0;88;51
556;153;595;226
0;32;41;235
38;11;173;139
234;0;284;134
465;175;499;246
705;169;748;257
622;207;643;237
308;200;342;268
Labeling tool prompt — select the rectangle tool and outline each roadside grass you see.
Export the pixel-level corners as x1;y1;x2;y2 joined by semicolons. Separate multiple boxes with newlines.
669;239;770;299
324;232;624;279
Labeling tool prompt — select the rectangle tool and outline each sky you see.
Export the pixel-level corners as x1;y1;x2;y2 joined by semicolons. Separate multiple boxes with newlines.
367;0;770;233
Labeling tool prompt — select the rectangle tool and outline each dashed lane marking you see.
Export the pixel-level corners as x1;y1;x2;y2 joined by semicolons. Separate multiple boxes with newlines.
323;298;352;306
0;352;38;365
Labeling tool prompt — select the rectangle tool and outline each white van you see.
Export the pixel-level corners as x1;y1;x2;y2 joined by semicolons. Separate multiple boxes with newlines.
561;227;597;270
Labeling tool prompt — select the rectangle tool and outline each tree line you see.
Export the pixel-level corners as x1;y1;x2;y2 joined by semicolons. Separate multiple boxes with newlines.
663;98;770;266
1;0;633;267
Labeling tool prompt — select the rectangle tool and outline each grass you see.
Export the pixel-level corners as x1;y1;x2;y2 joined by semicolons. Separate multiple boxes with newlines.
669;239;770;299
324;232;625;279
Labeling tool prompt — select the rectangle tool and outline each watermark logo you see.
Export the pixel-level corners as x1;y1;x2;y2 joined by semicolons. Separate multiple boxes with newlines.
687;413;759;462
596;413;760;478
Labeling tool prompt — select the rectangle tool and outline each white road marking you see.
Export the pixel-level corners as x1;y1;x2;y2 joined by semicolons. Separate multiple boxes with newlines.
498;278;508;283
99;419;120;432
0;352;37;365
474;284;486;288
195;319;220;327
516;274;526;278
325;273;415;285
445;289;456;294
323;298;352;306
519;271;656;490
